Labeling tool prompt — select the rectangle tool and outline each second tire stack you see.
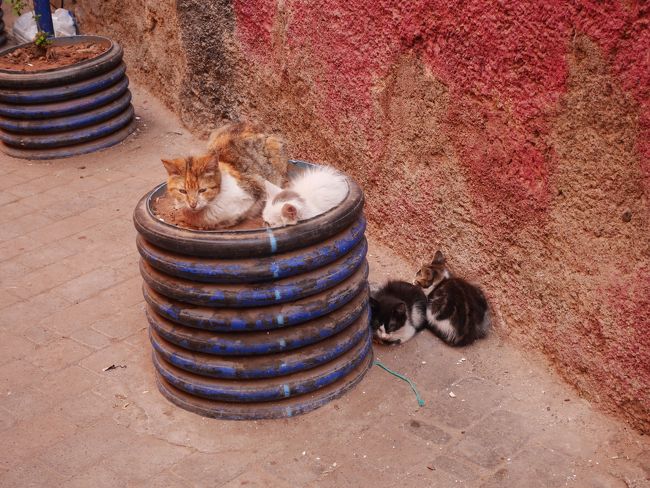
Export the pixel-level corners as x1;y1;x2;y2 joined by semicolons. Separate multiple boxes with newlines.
133;162;373;420
0;35;135;159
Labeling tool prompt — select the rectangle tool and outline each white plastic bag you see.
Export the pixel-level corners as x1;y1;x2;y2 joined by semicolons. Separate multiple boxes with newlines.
13;11;38;45
52;8;76;37
13;9;77;44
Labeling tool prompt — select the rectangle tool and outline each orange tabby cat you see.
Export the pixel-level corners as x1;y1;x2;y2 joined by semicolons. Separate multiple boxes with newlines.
161;122;288;229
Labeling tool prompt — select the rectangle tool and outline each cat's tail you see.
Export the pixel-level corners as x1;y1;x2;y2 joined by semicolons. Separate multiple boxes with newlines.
475;305;491;339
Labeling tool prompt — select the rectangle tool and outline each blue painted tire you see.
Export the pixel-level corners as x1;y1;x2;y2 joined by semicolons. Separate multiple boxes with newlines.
0;36;123;88
133;161;364;258
0;63;127;105
155;351;373;420
139;238;367;307
149;310;369;379
136;217;366;283
0;36;135;160
0;76;129;119
142;263;368;332
0;90;132;133
1;119;136;160
0;104;134;148
152;334;371;403
135;162;372;419
146;290;368;356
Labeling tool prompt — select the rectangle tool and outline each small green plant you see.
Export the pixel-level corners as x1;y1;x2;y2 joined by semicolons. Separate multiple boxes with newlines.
33;29;51;48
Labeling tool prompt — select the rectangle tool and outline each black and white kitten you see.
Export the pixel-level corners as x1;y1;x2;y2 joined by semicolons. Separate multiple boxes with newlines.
369;281;427;344
414;250;490;347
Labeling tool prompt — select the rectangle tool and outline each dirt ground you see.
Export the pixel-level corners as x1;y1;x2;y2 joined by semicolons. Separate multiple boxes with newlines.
0;85;648;487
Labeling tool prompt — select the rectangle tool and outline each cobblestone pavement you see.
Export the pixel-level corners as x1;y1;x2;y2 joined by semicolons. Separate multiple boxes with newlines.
0;85;648;488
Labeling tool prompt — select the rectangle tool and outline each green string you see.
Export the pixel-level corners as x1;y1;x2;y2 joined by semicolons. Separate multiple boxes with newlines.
373;360;425;407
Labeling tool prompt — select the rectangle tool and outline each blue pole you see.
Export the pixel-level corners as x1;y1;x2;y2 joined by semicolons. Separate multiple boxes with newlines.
33;0;55;37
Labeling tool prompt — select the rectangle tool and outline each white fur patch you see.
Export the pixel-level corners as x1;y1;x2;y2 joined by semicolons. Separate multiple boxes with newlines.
421;284;435;296
376;322;418;344
262;167;348;227
204;171;255;226
410;305;425;330
427;309;458;344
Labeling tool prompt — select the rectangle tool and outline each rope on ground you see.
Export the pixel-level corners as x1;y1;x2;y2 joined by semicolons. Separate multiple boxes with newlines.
373;360;425;407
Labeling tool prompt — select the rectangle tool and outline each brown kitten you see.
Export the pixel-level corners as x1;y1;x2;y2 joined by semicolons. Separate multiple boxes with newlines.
207;121;288;187
161;153;263;229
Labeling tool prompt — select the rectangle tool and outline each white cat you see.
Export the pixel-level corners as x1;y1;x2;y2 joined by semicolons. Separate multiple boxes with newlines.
262;166;348;227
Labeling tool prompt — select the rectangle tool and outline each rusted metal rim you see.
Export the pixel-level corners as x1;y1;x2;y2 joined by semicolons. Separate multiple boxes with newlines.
139;239;367;307
146;294;368;356
136;217;366;284
132;161;364;259
0;36;122;88
154;349;373;420
142;263;369;331
152;332;371;402
148;309;369;379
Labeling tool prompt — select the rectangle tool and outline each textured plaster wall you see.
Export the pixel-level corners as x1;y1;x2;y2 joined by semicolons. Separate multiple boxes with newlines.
78;1;649;432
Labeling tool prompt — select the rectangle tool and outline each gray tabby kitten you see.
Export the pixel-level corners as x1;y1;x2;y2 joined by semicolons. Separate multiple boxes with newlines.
414;250;490;347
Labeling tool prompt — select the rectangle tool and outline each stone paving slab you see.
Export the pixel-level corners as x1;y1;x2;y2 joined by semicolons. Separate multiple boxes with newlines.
0;85;648;487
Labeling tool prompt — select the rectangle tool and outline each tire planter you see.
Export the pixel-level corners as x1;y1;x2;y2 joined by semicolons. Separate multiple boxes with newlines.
134;160;373;420
0;35;135;159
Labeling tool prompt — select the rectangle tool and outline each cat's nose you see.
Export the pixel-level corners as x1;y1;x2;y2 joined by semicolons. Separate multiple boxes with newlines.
189;201;197;209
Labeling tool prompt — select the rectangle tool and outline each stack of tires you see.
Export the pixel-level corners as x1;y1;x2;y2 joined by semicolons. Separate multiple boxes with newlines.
133;162;373;420
0;35;135;159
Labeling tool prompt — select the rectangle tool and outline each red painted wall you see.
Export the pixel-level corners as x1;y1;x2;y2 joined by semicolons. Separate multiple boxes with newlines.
232;0;650;431
75;0;649;431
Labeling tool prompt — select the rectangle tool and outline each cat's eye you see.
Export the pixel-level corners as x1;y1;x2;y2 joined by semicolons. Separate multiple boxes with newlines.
178;189;187;194
198;188;207;193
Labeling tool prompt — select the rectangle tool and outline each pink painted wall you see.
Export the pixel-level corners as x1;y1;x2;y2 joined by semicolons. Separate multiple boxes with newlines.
230;0;650;431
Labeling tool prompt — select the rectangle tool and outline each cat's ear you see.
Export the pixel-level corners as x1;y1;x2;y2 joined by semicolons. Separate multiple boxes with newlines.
281;203;298;221
204;153;220;175
161;158;184;176
264;180;282;199
432;250;445;265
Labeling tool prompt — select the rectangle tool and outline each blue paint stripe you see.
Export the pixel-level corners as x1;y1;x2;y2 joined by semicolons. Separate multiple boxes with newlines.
266;228;278;253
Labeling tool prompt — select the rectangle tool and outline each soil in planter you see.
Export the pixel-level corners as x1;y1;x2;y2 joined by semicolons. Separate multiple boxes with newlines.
152;193;265;231
0;41;110;72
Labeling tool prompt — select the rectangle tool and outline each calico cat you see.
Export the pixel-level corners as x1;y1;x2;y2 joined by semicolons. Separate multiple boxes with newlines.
207;121;288;187
161;153;263;229
161;122;288;229
370;281;428;344
262;166;348;227
414;250;490;347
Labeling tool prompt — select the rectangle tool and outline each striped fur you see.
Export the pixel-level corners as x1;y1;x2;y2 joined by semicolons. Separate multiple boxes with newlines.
414;250;491;347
